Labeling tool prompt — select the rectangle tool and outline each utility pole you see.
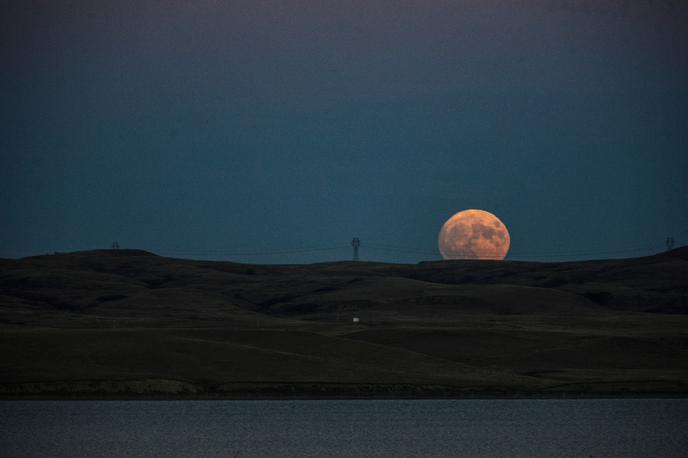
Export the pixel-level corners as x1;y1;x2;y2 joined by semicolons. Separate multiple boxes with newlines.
666;237;675;251
352;237;360;261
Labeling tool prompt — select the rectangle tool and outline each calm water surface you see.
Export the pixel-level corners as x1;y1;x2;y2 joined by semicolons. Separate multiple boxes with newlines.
1;399;687;457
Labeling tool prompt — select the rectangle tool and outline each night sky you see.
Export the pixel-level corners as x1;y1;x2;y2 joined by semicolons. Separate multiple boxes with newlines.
2;0;687;263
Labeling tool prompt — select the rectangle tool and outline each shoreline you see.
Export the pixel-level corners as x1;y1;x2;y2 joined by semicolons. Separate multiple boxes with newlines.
3;379;687;401
3;393;687;401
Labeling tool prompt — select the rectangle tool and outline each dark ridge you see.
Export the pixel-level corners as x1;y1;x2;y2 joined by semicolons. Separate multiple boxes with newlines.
22;249;159;260
659;245;688;260
1;246;686;398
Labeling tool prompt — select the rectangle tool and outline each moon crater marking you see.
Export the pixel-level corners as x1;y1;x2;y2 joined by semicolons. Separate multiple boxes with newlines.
438;209;510;260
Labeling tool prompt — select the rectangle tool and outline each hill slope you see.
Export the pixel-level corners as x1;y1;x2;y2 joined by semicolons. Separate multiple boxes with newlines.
1;248;687;397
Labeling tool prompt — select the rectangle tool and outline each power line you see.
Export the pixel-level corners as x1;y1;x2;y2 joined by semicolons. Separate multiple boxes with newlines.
28;232;684;262
152;245;348;257
361;242;680;261
351;237;360;261
142;242;675;262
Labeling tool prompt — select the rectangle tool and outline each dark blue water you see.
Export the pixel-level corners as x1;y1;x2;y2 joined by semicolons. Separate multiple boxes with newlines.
1;399;687;457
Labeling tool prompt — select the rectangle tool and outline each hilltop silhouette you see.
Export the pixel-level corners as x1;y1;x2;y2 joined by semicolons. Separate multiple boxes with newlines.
1;247;687;397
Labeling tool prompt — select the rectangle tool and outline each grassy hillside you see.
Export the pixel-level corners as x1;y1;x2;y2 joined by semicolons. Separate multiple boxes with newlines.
1;248;687;397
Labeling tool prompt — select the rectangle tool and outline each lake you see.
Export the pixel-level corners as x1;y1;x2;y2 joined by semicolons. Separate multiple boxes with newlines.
1;399;687;457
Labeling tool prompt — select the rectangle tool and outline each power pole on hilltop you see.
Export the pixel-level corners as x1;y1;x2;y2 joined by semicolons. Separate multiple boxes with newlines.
666;237;675;251
352;237;360;261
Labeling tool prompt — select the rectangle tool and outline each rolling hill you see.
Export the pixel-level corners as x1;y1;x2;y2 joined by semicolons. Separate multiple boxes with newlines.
1;248;687;397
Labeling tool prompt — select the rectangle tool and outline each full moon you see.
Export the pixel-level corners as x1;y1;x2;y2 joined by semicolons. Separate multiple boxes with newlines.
438;209;511;260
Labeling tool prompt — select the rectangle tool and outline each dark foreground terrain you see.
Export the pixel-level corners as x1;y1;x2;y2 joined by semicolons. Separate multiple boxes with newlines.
1;248;687;398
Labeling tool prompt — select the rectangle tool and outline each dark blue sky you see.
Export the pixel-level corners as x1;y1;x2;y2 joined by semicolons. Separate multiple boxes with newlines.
2;0;687;263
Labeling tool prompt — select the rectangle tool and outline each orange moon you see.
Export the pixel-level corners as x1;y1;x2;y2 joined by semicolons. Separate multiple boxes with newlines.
438;209;511;260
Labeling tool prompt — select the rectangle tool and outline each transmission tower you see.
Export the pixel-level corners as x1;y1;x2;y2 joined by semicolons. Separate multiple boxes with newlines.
666;236;675;251
111;241;120;250
352;237;360;261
